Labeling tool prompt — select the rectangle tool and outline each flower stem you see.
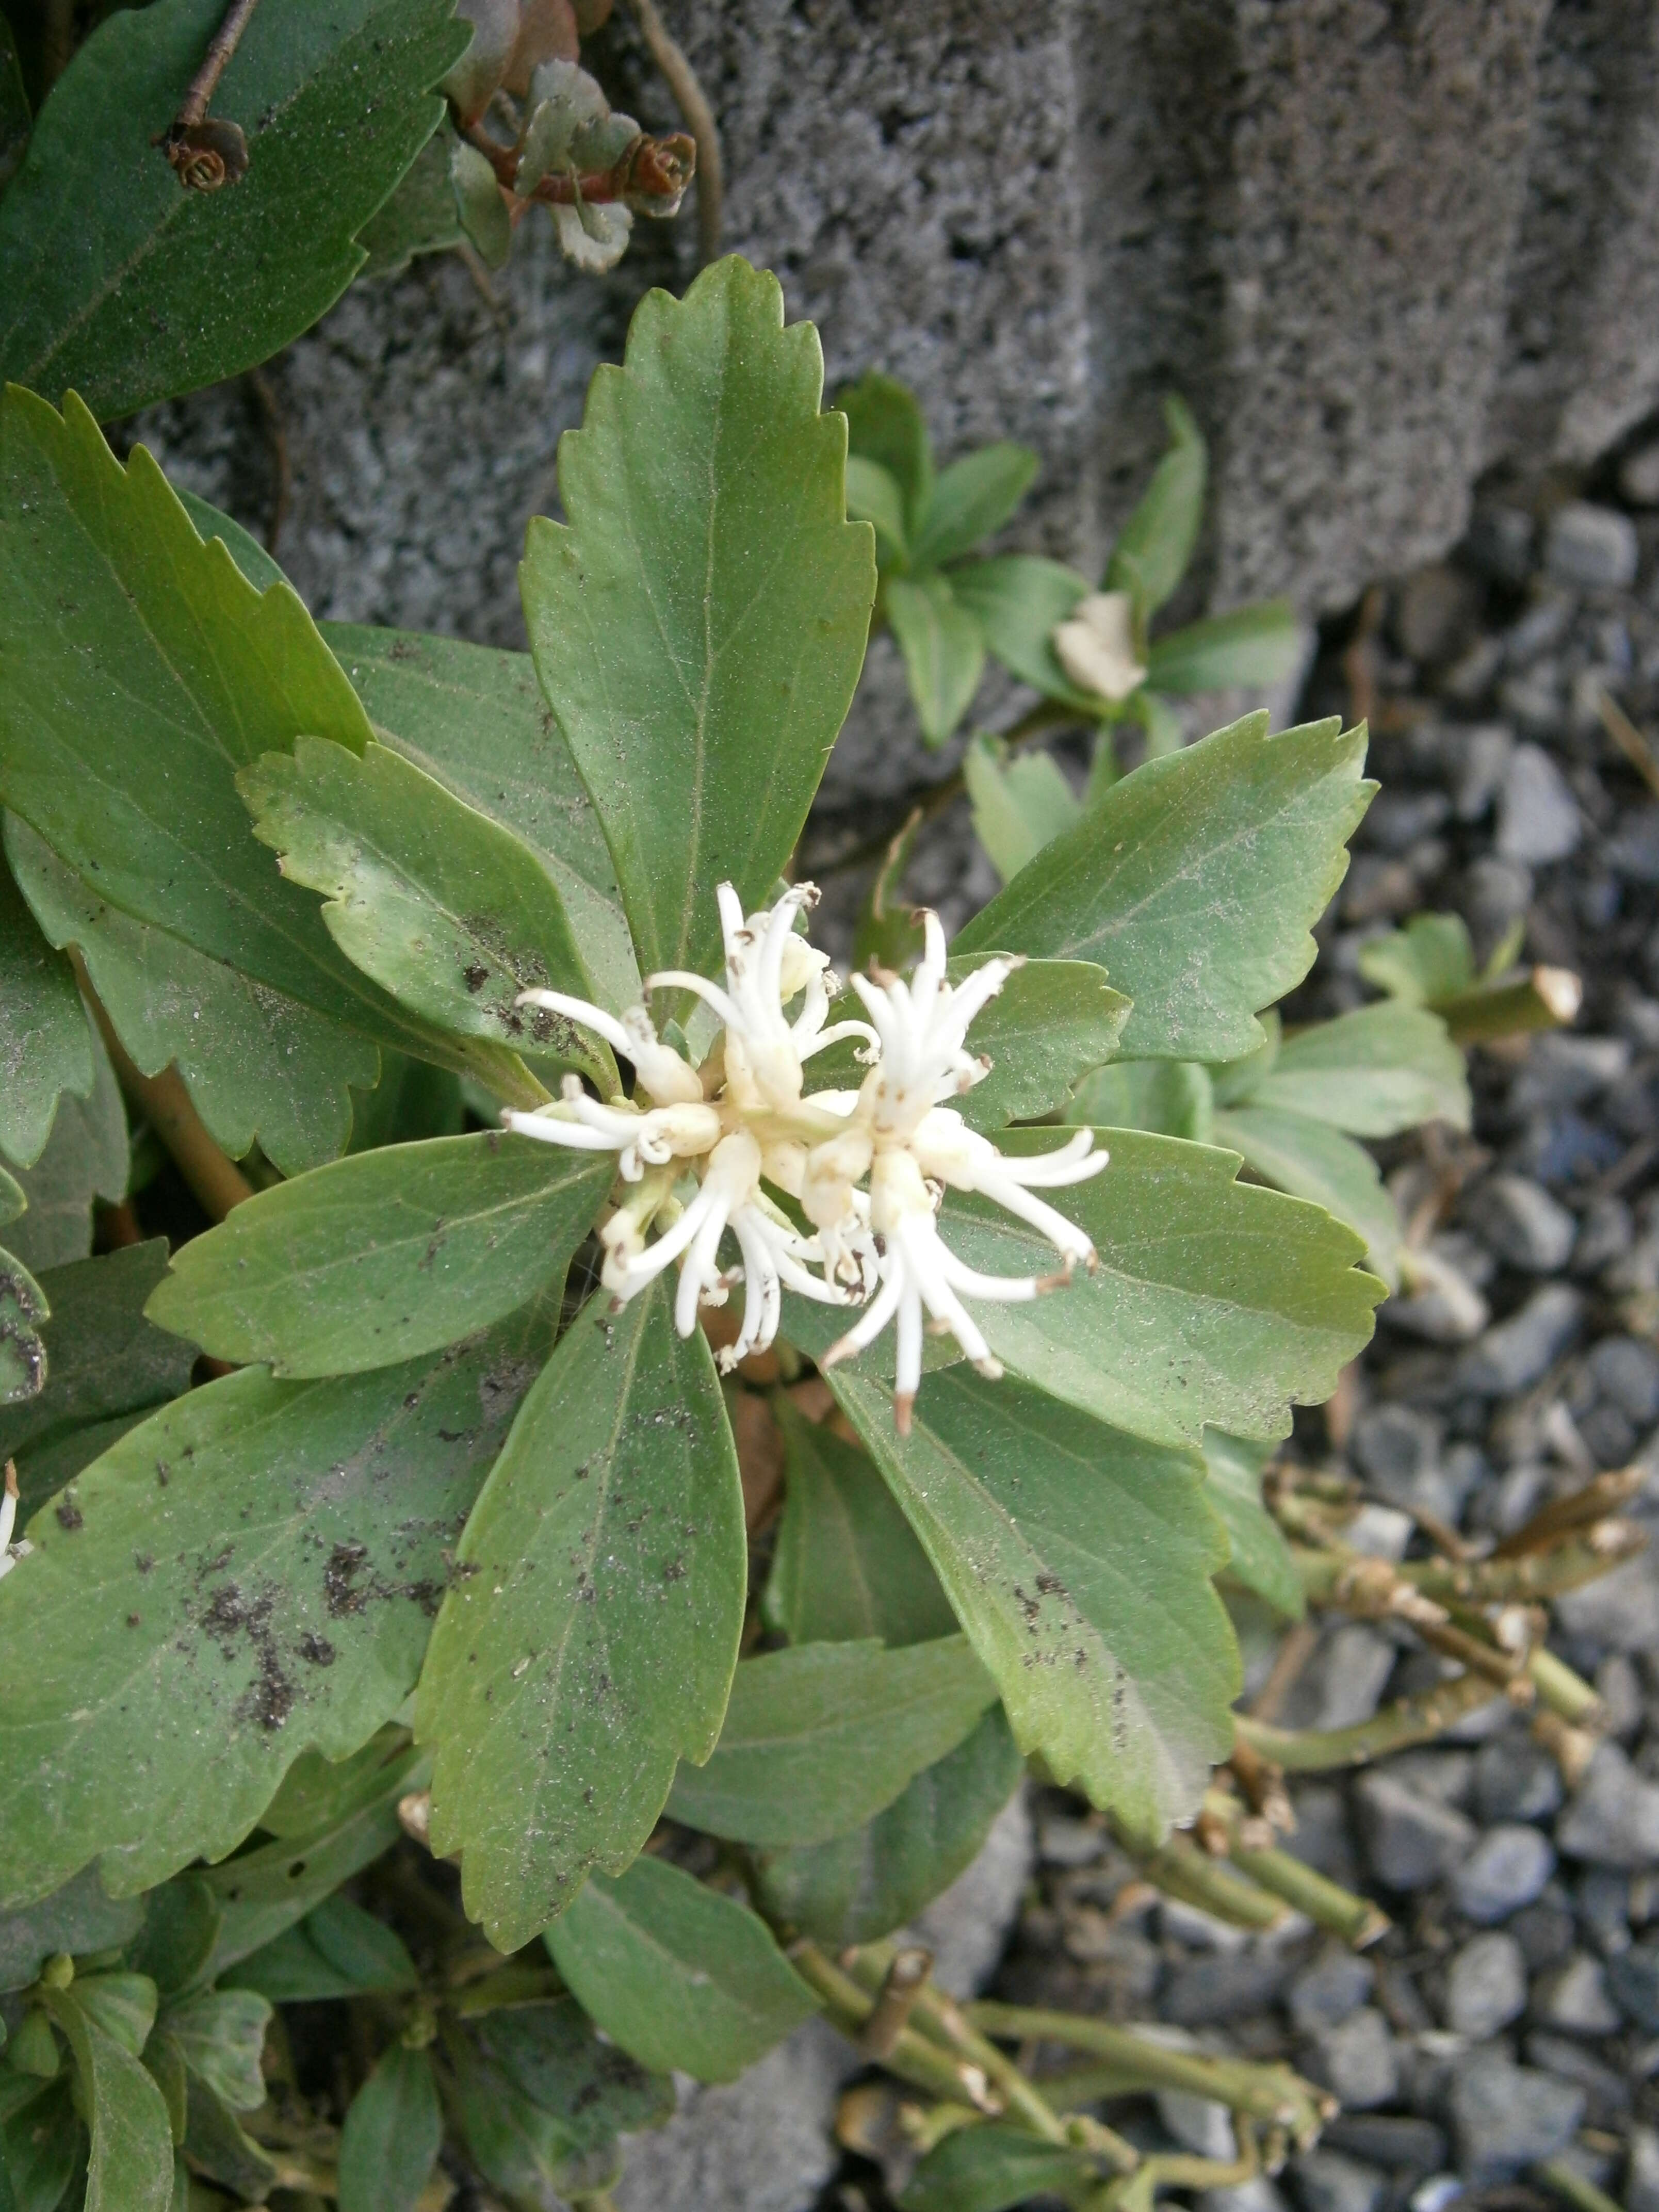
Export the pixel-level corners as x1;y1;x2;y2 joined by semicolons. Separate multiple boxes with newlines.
1202;1793;1389;1947
1234;1666;1500;1771
789;1943;1002;2113
967;2004;1332;2143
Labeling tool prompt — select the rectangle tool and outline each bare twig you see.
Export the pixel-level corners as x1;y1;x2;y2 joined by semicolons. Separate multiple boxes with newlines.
1235;1667;1502;1771
242;368;290;556
789;1943;1002;2112
461;119;694;209
860;1945;932;2059
160;0;261;188
629;0;724;265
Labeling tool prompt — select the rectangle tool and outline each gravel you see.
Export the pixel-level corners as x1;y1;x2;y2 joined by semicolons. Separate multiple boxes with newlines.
932;471;1659;2212
1443;1930;1528;2036
1353;1774;1478;1891
1449;1824;1557;1923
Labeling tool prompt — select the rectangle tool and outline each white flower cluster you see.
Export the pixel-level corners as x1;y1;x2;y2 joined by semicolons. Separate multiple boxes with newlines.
505;885;1108;1430
0;1461;25;1584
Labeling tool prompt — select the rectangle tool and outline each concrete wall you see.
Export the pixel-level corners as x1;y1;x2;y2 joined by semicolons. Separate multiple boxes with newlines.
135;0;1659;650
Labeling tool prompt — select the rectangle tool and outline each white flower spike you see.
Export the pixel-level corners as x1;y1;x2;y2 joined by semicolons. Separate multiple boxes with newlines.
495;882;1110;1425
0;1460;23;1584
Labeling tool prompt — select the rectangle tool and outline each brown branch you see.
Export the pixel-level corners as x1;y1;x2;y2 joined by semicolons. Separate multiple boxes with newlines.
462;120;695;209
159;0;260;189
629;0;724;264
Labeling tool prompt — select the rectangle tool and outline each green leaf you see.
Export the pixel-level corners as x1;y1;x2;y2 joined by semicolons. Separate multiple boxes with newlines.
201;1771;419;1974
963;736;1081;884
7;814;375;1181
544;1857;820;2083
0;0;468;420
826;1363;1236;1840
337;2045;441;2212
948;554;1097;712
0;1296;554;1907
0;392;505;1093
911;443;1037;572
839;371;934;535
1067;1058;1214;1143
763;1397;956;1647
172;490;286;593
355;124;463;276
240;737;610;1087
955;713;1374;1062
73;1976;155;2060
1147;600;1303;693
1245;1004;1470;1135
145;1131;609;1377
0;2079;80;2212
953;959;1131;1133
125;1877;221;2000
1132;686;1188;760
0;1869;143;1995
418;1288;745;1951
1104;395;1207;619
157;1992;269;2112
1;1028;127;1274
321;624;639;1015
899;2121;1096;2212
664;1636;996;1846
1201;1429;1304;1620
751;1703;1022;1947
885;573;985;747
0;1245;47;1409
0;855;89;1172
222;1895;416;2003
255;1725;416;1838
43;1985;172;2212
1212;1103;1402;1290
1356;911;1476;1006
845;455;908;564
449;2036;626;2203
0;21;27;196
914;1128;1382;1451
181;2075;278;2201
469;1997;673;2151
0;1243;195;1479
522;256;876;984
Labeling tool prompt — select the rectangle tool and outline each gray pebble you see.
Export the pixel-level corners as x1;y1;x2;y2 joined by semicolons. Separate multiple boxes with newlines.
1351;1404;1443;1503
1474;1735;1563;1825
1510;1898;1577;1971
1555;1554;1659;1654
1620;446;1659;506
1573;1193;1634;1275
1532;1951;1622;2034
1448;2049;1586;2183
1455;1284;1584;1395
1467;505;1535;583
1444;1930;1528;2037
1354;1773;1476;1891
1445;724;1515;821
1287;1943;1375;2035
1324;2117;1447;2174
1292;1623;1400;1733
1165;1948;1292;2027
1588;1333;1659;1422
1510;1034;1632;1113
1580;1402;1638;1468
1465;1174;1577;1273
1576;1866;1633;1954
1288;2150;1386;2212
1362;789;1453;854
1302;2006;1400;2110
1203;2184;1290;2212
1524;2031;1632;2126
1557;1745;1659;1867
1462;855;1534;939
1605;806;1659;884
1608;1941;1659;2031
1628;2126;1659;2212
1450;1824;1556;1924
1496;743;1582;863
1158;2087;1237;2161
1544;501;1639;591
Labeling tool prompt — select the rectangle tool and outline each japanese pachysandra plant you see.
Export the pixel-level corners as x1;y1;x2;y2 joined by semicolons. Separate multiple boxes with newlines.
0;254;1443;2210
